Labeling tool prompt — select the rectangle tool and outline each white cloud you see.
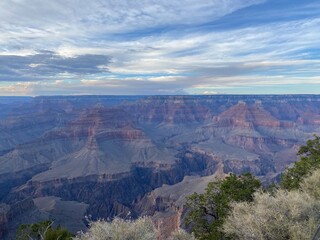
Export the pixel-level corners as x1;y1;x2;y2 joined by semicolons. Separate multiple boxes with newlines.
0;0;320;95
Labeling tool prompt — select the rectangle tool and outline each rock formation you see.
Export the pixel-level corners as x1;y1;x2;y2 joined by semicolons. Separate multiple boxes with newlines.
0;95;319;237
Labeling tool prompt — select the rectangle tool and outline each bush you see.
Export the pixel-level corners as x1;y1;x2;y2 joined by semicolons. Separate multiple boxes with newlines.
223;169;320;240
185;173;261;239
300;167;320;200
74;217;157;240
168;229;197;240
16;220;73;240
74;217;197;240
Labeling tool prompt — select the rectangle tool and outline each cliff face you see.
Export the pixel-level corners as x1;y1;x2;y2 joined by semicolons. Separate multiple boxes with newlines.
10;152;213;219
0;95;320;236
0;198;36;239
0;204;10;238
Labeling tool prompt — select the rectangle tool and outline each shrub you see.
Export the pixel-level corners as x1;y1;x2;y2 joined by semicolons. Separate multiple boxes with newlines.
74;217;157;240
168;229;197;240
16;220;73;240
223;169;320;240
300;168;320;200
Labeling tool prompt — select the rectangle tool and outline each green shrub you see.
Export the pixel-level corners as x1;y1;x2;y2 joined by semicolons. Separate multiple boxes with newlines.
16;220;73;240
185;173;261;240
281;135;320;190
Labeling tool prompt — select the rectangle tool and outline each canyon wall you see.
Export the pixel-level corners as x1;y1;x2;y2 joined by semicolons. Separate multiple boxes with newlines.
0;95;319;237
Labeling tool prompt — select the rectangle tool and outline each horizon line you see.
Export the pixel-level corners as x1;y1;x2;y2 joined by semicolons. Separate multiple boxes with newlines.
1;93;320;98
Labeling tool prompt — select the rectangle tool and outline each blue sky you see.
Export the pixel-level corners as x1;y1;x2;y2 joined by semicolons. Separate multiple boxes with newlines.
0;0;319;95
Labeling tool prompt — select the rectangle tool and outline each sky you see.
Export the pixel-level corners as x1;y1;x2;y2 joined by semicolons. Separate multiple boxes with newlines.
0;0;320;96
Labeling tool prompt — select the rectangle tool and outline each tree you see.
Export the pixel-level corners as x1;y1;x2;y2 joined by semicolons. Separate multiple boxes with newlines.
185;173;261;240
281;135;320;190
16;220;73;240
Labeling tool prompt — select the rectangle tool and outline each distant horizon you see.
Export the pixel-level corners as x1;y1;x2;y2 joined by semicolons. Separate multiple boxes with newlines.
1;93;320;98
1;0;320;95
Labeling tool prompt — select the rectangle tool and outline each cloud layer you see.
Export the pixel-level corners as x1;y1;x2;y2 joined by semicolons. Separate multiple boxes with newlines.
0;0;319;95
0;51;111;81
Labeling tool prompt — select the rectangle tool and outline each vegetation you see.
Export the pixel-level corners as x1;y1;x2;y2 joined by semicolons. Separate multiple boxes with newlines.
74;217;157;240
185;173;261;239
223;135;320;239
16;220;73;240
186;135;320;239
169;229;197;240
223;169;320;240
74;217;195;240
16;217;196;240
300;166;320;200
281;135;320;190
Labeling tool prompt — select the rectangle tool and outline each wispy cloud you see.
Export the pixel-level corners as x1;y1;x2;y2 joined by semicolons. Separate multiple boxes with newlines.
0;0;319;95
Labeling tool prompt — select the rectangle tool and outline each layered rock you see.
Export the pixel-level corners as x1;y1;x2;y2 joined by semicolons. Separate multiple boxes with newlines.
10;149;215;219
0;95;320;237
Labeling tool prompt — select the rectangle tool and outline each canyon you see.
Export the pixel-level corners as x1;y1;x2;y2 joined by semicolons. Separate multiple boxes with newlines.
0;95;320;238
